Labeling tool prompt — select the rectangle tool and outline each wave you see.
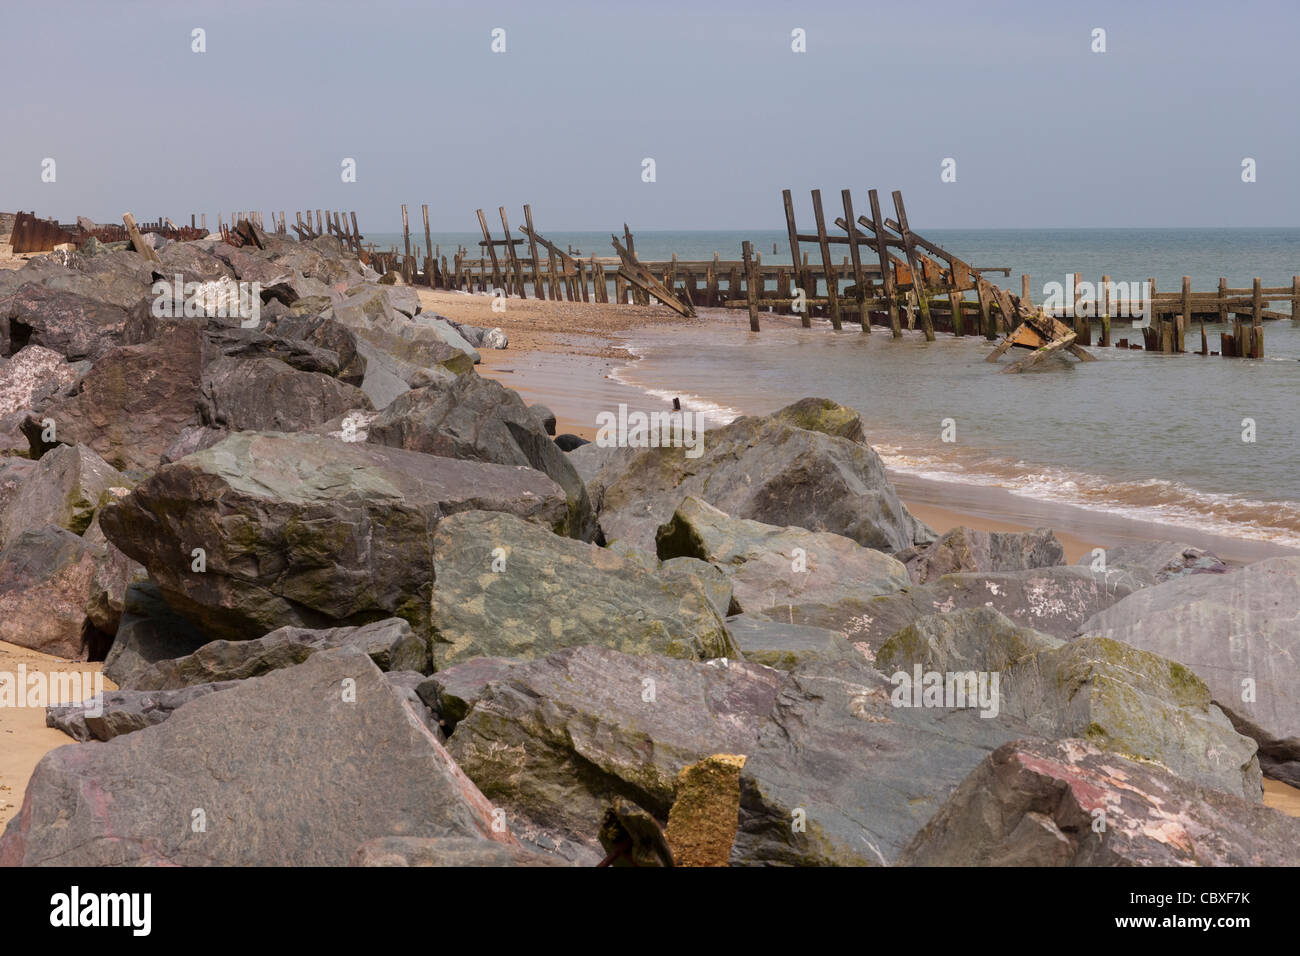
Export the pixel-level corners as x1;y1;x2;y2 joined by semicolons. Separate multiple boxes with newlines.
608;338;1300;551
875;446;1300;550
609;346;743;426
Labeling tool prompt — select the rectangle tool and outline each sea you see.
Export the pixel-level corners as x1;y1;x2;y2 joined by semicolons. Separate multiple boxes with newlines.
368;227;1300;550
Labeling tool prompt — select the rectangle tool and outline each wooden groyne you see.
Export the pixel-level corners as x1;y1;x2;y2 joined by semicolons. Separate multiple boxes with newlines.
7;211;206;253
369;188;1282;361
7;192;1290;363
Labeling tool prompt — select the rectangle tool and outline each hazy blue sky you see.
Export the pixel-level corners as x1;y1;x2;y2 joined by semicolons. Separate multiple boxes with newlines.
3;0;1297;232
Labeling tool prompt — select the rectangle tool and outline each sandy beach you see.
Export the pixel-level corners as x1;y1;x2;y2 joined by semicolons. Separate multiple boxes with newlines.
0;642;112;832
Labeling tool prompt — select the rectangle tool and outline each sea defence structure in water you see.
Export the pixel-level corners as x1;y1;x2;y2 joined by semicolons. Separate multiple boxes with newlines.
7;190;1286;360
389;189;1281;360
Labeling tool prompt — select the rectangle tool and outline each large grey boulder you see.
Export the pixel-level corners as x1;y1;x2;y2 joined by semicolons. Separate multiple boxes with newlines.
1000;637;1262;800
723;614;859;670
448;646;1033;865
259;306;365;386
898;738;1300;867
81;516;145;639
0;457;37;517
198;355;372;432
429;511;735;668
447;647;788;863
766;396;867;442
0;443;129;547
3;285;131;361
581;399;934;554
733;659;1032;865
200;322;345;379
831;565;1148;660
878;610;1261;801
130;617;428;690
0;345;82;418
1075;539;1229;582
23;324;204;475
417;656;523;732
895;525;1065;584
369;374;596;541
0;526;97;659
654;495;909;616
1077;556;1300;787
37;255;155;311
46;681;240;742
103;582;213;688
99;431;572;642
330;285;475;387
876;606;1063;675
157;242;236;283
0;648;519;866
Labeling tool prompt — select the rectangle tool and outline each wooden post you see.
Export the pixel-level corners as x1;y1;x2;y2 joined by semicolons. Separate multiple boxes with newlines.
782;190;811;328
1100;275;1111;347
623;225;645;305
1073;271;1083;338
841;190;869;333
522;205;546;300
976;279;995;340
401;205;411;263
547;239;562;301
866;190;900;337
420;205;433;285
475;209;503;292
742;241;761;332
1181;276;1192;354
707;253;719;309
499;207;526;298
892;191;934;341
1292;276;1300;323
122;213;160;263
1253;277;1263;358
811;190;841;330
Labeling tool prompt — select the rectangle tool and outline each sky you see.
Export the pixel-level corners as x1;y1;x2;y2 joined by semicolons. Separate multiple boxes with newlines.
2;0;1298;232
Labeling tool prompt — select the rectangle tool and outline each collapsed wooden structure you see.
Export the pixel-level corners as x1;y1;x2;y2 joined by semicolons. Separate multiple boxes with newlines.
6;191;1289;362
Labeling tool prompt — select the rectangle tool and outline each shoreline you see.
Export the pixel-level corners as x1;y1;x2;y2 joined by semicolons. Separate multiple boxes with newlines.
458;295;1297;566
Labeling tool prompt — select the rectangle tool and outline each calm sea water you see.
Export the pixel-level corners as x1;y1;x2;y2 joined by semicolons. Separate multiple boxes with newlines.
374;227;1300;548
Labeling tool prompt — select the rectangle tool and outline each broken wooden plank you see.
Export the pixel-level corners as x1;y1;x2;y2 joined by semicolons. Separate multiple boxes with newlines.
1001;331;1078;373
122;213;161;263
611;234;695;317
890;192;934;341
